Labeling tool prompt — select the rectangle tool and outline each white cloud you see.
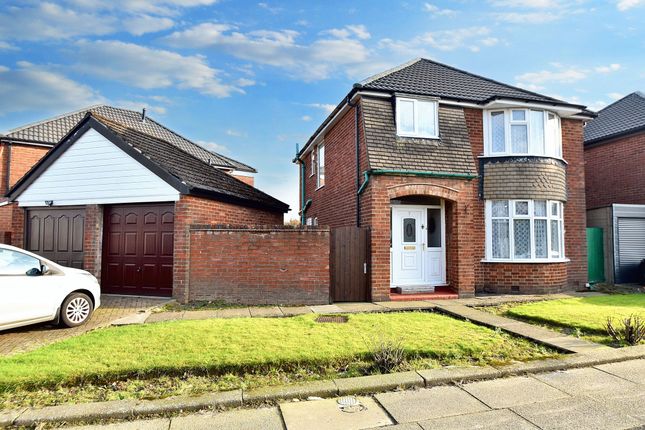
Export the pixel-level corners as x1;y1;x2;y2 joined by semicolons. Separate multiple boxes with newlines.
489;0;560;7
0;2;115;41
608;92;624;100
0;41;18;50
0;62;104;115
307;103;336;114
195;140;229;154
516;82;546;91
301;115;312;122
493;12;561;23
69;0;219;16
114;99;167;115
122;15;174;35
423;3;457;16
379;27;494;54
165;23;371;81
74;40;244;97
616;0;644;11
226;129;247;137
257;2;283;14
594;63;621;73
516;68;587;84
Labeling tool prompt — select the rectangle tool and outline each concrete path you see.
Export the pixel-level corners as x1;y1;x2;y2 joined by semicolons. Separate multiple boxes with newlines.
68;358;645;430
0;295;170;356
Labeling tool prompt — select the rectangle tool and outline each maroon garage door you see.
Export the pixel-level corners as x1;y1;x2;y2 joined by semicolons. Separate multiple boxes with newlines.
26;207;85;269
102;204;174;296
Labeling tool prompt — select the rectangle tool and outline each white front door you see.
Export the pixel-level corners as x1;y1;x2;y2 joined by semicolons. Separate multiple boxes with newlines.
391;204;446;289
391;207;425;285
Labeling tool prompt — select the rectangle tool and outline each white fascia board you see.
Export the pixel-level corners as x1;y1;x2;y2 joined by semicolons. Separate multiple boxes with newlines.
231;170;254;177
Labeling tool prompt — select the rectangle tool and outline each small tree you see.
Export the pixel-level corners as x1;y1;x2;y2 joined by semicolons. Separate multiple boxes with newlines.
605;314;645;346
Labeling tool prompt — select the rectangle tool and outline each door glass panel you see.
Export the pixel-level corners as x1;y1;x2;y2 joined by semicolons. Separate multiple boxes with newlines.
427;208;441;248
403;218;416;243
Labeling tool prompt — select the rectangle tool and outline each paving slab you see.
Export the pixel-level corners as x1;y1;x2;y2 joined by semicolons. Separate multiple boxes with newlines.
244;380;337;402
418;408;538;430
0;409;25;427
417;365;501;386
170;407;283;430
249;307;284;318
131;390;242;416
14;399;138;427
70;418;170;430
334;371;424;395
460;375;569;408
588;387;645;422
533;367;638;396
373;301;432;310
367;424;422;430
215;308;252;318
279;306;313;316
595;359;645;384
309;304;344;314
145;312;184;323
180;310;220;320
335;303;386;313
280;397;392;430
511;396;642;430
374;386;489;423
494;357;572;376
111;310;152;326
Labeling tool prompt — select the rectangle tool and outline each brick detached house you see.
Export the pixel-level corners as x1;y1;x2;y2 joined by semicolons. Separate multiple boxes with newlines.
584;91;645;284
295;58;595;301
5;110;289;301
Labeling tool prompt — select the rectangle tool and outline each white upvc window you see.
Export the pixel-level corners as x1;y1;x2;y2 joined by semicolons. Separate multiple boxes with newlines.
310;150;316;177
486;199;565;262
396;97;439;139
316;143;325;188
485;109;562;157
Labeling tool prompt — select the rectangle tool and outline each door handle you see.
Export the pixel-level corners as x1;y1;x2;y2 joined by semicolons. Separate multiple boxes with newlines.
136;267;141;273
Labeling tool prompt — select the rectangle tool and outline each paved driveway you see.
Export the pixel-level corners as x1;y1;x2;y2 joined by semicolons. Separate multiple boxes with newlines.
0;295;169;356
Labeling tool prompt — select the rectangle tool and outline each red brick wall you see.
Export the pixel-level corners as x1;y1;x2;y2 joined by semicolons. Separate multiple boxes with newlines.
301;103;367;228
173;194;284;302
187;226;330;304
3;144;50;188
584;131;645;208
0;204;13;235
481;263;568;293
10;203;24;249
83;205;103;279
230;174;254;187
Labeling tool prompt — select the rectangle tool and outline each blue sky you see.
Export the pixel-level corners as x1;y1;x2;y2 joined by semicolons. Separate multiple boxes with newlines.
0;0;643;219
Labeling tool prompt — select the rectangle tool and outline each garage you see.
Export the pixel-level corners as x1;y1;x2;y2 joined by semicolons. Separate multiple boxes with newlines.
616;216;645;283
26;207;85;269
102;204;174;296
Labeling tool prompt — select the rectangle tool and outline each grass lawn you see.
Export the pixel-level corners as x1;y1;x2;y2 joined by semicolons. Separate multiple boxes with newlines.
0;311;556;409
497;294;645;345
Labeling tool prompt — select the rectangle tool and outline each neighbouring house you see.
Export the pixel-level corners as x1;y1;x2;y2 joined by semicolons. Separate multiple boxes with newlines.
5;111;289;300
0;105;258;241
295;58;595;301
584;91;645;284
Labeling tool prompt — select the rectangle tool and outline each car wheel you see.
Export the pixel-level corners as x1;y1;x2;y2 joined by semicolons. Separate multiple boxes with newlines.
60;293;94;327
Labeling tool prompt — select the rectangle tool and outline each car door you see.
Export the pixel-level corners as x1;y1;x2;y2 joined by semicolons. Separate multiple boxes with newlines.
0;248;59;327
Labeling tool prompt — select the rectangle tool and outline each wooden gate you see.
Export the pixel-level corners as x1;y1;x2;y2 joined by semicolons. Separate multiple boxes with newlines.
330;226;370;302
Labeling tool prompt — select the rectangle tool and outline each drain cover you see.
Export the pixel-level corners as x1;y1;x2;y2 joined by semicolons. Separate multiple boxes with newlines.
315;315;348;323
337;396;366;413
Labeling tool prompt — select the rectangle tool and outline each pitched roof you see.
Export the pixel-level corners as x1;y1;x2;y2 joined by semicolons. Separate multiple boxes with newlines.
359;58;582;107
4;105;256;173
584;92;645;144
9;114;288;213
362;97;477;175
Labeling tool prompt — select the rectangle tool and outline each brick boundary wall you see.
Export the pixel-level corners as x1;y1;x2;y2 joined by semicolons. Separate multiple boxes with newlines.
186;224;331;305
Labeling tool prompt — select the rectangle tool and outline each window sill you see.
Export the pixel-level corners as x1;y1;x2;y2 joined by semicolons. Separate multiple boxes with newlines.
481;258;570;264
316;185;325;191
397;133;440;140
478;154;568;164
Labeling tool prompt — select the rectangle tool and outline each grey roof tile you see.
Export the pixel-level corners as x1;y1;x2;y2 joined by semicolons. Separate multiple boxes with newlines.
5;105;256;173
584;91;645;144
361;96;477;175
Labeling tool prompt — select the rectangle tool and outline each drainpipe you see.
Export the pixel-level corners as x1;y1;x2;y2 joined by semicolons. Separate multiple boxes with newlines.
294;143;312;225
5;141;12;194
357;169;477;197
347;95;361;226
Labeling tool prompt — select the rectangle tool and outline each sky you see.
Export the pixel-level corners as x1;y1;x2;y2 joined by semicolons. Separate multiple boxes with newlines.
0;0;643;220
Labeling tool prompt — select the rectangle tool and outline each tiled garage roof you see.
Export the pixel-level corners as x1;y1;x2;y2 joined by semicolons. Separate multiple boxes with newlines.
584;91;645;144
4;105;256;173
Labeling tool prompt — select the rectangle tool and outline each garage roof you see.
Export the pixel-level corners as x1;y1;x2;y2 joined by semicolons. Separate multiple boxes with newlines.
8;114;289;213
584;91;645;145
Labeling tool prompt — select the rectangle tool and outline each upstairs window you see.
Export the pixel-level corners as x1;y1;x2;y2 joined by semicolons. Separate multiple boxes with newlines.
396;97;438;139
485;109;561;157
316;143;325;188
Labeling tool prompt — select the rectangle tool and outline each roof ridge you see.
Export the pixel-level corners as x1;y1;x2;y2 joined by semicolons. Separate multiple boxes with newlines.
595;91;644;114
360;58;423;85
416;58;566;104
5;104;106;135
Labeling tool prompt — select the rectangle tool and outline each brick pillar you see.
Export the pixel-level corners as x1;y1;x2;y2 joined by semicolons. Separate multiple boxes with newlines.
173;197;190;303
10;204;24;249
83;205;103;280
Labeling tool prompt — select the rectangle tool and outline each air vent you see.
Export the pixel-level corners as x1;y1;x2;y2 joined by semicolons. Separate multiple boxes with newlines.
315;315;348;323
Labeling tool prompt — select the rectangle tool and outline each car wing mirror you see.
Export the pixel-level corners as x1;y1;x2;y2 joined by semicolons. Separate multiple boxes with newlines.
26;267;43;277
41;264;50;275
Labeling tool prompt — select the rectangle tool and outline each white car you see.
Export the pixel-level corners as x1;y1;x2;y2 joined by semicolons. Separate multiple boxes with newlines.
0;244;101;331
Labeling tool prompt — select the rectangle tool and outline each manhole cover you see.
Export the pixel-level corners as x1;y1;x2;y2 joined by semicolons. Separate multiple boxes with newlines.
337;396;366;413
315;315;349;323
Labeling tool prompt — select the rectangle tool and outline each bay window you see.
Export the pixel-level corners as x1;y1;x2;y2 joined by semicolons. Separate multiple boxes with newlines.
396;97;439;139
486;199;564;262
485;109;561;157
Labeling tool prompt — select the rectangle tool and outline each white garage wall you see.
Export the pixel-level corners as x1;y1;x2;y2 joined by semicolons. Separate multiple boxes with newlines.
17;128;180;207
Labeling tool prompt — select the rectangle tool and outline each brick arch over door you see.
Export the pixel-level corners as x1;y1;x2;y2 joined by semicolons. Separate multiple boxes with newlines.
386;183;461;202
